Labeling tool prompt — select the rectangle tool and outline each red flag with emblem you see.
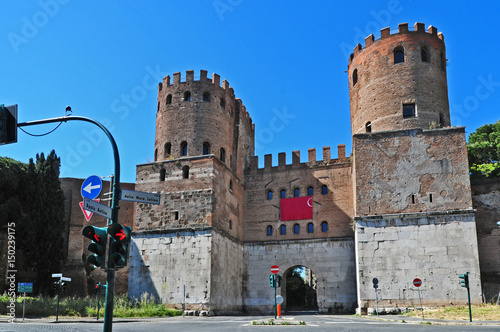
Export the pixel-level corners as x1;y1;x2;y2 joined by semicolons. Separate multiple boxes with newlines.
280;196;313;221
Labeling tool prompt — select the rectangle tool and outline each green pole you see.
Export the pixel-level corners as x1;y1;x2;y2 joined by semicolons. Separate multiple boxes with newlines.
274;275;277;319
56;280;60;322
467;283;472;322
18;113;121;332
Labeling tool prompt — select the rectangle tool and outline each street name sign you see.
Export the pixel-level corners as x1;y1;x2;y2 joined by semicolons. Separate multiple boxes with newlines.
18;282;33;293
121;189;161;205
83;197;112;219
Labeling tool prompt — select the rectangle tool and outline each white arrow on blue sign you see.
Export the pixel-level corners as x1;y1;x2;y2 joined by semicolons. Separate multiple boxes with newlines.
81;175;102;200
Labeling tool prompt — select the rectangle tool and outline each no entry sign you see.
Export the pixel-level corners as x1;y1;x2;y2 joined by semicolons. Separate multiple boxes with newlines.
413;278;422;287
271;265;280;274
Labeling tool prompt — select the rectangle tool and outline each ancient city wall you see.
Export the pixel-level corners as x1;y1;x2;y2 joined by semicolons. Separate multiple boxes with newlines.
353;127;472;217
243;238;357;314
244;145;354;242
355;211;481;312
471;178;500;297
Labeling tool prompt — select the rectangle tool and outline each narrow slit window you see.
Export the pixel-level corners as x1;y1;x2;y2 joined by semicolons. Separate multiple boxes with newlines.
182;166;189;179
366;121;372;133
166;94;172;105
280;190;286;199
429;193;433;203
403;103;416;119
266;225;273;236
203;142;210;155
267;190;273;200
159;168;166;181
180;141;188;156
421;48;429;62
352;69;358;85
280;224;286;235
220;148;226;163
174;211;179;220
294;224;300;234
164;142;171;158
394;47;404;64
321;221;328;232
203;92;210;102
411;194;416;204
307;222;313;233
321;185;327;195
184;91;191;101
229;220;232;230
294;188;300;197
307;186;313;196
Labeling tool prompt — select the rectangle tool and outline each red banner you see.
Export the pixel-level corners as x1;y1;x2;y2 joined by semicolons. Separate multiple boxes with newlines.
280;196;313;221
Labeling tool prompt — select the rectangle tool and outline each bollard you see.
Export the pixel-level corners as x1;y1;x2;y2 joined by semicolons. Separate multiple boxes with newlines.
277;304;281;318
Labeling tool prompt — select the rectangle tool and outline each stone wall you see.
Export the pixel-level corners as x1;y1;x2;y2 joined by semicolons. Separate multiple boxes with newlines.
353;127;472;217
243;238;357;314
355;211;481;312
244;147;353;243
471;178;500;298
128;228;213;310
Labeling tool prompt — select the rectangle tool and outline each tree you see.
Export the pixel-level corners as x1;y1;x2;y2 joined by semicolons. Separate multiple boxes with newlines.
467;119;500;179
0;151;65;295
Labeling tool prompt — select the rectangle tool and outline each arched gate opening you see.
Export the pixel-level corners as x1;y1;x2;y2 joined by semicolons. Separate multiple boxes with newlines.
282;265;318;313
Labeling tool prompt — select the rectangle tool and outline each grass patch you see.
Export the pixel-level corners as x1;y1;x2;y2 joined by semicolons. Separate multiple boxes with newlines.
0;292;182;318
252;318;306;325
403;304;500;321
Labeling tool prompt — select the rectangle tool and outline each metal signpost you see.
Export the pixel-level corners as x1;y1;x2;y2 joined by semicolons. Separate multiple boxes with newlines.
372;277;379;316
18;113;121;332
271;265;279;318
51;274;71;322
17;282;33;321
413;278;424;319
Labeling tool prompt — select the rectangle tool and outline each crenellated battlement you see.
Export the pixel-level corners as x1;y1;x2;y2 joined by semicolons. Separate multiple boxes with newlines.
246;144;350;174
348;22;444;65
158;69;235;94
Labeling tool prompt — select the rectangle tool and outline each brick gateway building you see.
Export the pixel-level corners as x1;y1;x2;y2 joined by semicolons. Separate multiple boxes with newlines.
126;23;483;314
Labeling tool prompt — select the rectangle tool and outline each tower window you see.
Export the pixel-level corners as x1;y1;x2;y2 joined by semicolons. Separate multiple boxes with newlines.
157;101;160;112
439;113;445;127
365;122;372;133
421;47;429;62
159;168;166;181
411;194;416;204
184;91;191;101
182;165;189;179
164;142;171;158
154;148;158;162
294;224;300;234
202;142;210;155
203;92;210;102
394;47;404;64
321;185;327;195
180;141;188;156
321;221;328;233
403;103;416;119
352;69;358;85
166;94;172;105
229;220;232;230
220;97;226;108
294;188;300;197
280;224;286;235
220;147;226;163
174;211;179;220
266;225;273;236
229;180;233;192
429;193;433;203
267;190;273;200
307;186;313;196
280;190;286;199
307;222;314;233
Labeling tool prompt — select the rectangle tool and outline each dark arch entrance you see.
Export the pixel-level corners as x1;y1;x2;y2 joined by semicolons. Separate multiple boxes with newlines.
282;265;318;312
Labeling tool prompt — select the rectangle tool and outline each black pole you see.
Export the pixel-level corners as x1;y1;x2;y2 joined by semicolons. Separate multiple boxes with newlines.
18;114;121;332
56;281;60;322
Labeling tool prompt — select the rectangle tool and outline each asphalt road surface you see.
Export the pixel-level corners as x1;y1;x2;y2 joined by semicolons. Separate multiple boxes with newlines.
1;314;499;331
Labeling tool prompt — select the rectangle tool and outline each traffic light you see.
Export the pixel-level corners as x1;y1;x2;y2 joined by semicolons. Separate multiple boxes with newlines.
94;282;106;295
53;281;59;293
107;223;131;267
276;275;282;287
60;282;66;293
269;275;275;288
0;104;18;145
459;272;470;288
82;226;108;268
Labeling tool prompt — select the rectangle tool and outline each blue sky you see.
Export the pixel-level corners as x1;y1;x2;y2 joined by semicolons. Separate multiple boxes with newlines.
1;1;499;183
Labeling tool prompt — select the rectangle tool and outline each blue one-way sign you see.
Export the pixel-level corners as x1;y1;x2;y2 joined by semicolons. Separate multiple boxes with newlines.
81;175;102;200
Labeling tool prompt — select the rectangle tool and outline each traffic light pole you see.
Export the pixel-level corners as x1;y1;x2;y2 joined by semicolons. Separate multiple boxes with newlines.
18;114;121;332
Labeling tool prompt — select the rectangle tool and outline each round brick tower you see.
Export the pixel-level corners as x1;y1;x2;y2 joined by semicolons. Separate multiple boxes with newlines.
154;69;253;173
348;22;450;135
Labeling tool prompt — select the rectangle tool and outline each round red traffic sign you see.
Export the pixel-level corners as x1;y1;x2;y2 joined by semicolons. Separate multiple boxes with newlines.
413;278;422;287
271;265;280;274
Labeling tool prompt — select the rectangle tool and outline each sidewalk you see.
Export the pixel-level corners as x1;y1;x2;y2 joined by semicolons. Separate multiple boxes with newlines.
363;314;500;326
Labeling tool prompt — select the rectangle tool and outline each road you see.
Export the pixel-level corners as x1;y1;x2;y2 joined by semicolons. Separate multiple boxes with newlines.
1;314;499;331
